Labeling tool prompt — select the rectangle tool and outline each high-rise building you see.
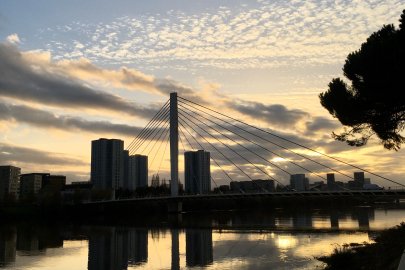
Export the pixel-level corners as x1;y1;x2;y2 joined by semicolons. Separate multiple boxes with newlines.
0;166;20;201
354;172;365;186
184;150;210;194
91;138;124;189
290;174;309;191
123;150;130;190
326;173;336;190
128;155;148;190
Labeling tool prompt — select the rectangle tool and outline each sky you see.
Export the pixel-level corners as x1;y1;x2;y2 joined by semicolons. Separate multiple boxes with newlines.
0;0;404;186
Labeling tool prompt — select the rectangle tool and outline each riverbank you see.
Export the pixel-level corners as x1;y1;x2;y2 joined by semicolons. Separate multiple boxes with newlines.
318;222;405;269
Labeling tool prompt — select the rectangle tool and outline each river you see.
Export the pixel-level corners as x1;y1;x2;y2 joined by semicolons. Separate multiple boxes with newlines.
1;204;405;269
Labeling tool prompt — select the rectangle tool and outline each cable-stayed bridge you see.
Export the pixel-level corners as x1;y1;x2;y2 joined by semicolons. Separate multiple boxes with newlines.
85;93;405;211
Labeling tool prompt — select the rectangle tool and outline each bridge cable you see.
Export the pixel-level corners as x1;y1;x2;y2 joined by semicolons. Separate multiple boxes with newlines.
178;97;405;188
136;118;170;156
179;112;285;191
178;121;237;185
156;130;170;176
178;98;352;180
126;100;169;152
178;106;291;181
178;103;329;182
179;104;327;180
147;124;170;172
129;110;169;154
127;109;169;155
128;106;170;154
178;125;220;190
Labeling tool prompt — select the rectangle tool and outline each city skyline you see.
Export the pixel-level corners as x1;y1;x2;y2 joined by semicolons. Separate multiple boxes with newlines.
0;1;405;186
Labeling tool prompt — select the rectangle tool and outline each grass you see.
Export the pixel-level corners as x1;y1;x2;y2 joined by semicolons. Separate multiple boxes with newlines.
318;223;405;270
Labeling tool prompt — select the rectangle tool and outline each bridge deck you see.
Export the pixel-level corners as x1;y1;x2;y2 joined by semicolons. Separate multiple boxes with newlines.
84;189;405;204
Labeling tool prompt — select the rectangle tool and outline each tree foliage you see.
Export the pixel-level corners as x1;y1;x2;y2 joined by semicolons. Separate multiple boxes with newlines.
319;10;405;150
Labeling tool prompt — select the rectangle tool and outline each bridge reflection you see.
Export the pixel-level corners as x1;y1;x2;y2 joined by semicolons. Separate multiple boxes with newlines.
0;206;387;269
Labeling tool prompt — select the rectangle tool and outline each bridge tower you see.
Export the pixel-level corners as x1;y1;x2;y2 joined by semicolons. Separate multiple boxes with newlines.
170;92;179;197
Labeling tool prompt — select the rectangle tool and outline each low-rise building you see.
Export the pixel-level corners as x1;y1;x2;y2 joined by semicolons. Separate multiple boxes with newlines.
20;173;48;198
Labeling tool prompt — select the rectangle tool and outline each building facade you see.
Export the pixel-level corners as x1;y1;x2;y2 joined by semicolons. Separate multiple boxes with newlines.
20;173;48;198
91;138;124;189
127;155;148;190
326;173;336;190
0;166;20;201
290;174;309;191
184;150;211;194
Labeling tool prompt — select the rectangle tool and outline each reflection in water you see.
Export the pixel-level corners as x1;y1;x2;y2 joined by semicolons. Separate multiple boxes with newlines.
0;226;16;267
186;229;213;267
88;227;148;270
0;206;404;269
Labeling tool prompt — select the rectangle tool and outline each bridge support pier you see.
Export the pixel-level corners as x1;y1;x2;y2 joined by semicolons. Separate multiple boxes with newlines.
168;201;182;213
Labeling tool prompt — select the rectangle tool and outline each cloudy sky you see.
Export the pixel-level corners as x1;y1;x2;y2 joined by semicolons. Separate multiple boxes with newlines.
0;0;404;186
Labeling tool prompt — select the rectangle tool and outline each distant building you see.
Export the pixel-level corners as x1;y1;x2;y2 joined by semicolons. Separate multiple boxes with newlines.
128;155;148;190
326;173;336;190
229;180;275;193
354;172;365;186
290;174;309;191
184;150;211;194
91;138;124;189
151;174;160;188
42;175;66;191
20;173;48;198
0;165;20;201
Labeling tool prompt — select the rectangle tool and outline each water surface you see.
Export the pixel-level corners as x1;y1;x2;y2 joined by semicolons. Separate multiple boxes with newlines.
1;205;404;269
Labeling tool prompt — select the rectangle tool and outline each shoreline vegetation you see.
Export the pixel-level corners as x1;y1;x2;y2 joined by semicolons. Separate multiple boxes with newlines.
318;222;405;270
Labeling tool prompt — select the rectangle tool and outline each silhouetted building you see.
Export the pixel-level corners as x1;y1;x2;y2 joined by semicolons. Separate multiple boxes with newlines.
327;173;336;190
42;175;66;190
184;150;210;194
290;174;309;191
123;150;130;190
128;155;148;190
353;172;365;187
20;173;48;198
186;229;213;267
230;180;275;193
0;165;20;201
91;138;124;189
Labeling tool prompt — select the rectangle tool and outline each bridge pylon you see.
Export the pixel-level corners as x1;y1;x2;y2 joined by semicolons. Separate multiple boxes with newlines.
170;92;179;196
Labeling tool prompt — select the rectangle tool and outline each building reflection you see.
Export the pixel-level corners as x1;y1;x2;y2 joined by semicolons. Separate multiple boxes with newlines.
185;229;213;267
0;226;16;267
128;229;148;265
88;227;148;270
16;226;63;254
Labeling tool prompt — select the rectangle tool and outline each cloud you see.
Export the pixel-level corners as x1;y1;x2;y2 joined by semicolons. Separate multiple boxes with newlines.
40;1;405;69
228;100;309;128
0;43;157;119
5;33;20;44
0;142;86;166
305;116;340;134
0;101;160;137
